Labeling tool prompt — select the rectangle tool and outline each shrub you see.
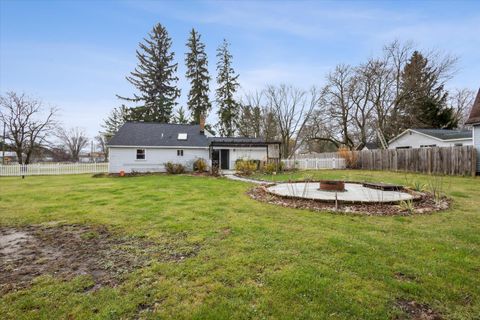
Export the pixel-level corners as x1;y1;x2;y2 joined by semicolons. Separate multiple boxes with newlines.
211;164;220;176
337;147;358;169
164;162;185;174
263;161;284;174
193;158;208;172
235;159;258;176
399;200;415;214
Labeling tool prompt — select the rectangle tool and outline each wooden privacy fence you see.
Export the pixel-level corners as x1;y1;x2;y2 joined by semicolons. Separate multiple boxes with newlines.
0;162;109;176
282;158;346;170
295;146;477;176
353;146;476;176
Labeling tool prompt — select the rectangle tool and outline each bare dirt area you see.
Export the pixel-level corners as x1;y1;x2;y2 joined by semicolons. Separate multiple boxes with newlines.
395;299;443;320
247;185;450;216
0;224;199;294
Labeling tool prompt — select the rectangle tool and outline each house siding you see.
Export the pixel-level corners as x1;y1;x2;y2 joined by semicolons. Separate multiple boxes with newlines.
388;132;472;149
108;147;209;173
473;125;480;173
212;146;268;169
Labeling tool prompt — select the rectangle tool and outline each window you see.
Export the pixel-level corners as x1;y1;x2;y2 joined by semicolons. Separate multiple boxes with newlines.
177;133;188;140
177;150;184;156
454;143;463;147
136;149;145;160
420;144;436;148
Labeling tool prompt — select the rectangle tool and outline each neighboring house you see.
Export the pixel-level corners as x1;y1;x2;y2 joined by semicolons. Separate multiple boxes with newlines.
0;151;18;164
465;88;480;173
359;142;379;151
388;128;472;149
107;121;281;173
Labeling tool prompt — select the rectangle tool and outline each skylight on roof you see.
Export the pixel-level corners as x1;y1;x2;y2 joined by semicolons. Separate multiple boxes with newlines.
177;133;188;140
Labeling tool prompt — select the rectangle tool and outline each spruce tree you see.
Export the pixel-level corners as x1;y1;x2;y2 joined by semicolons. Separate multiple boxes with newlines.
185;28;211;124
101;105;129;138
399;51;454;128
174;106;189;124
117;23;180;122
215;39;240;136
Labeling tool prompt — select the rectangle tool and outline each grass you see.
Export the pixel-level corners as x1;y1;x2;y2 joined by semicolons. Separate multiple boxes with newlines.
1;170;479;319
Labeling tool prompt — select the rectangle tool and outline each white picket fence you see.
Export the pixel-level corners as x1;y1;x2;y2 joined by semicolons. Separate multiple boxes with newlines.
282;158;346;170
0;163;109;176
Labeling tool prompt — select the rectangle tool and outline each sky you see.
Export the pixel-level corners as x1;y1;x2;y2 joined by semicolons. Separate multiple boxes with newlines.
1;0;479;138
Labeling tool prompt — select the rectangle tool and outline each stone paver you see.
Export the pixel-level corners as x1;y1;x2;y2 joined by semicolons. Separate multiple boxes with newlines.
224;174;267;184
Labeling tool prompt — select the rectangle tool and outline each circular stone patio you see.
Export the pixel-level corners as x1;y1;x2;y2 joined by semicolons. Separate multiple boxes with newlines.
266;182;414;203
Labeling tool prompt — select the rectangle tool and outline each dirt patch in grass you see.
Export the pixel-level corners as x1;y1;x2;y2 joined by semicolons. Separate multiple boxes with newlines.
0;224;200;294
247;185;449;216
395;299;442;319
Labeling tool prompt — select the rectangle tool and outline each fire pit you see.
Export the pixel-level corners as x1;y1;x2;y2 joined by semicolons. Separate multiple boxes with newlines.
319;180;345;192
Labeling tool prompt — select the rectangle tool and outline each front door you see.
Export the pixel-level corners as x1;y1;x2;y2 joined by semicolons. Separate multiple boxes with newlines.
220;149;230;170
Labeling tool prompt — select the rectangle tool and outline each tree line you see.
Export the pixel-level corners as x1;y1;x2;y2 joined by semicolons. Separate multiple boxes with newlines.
102;23;240;138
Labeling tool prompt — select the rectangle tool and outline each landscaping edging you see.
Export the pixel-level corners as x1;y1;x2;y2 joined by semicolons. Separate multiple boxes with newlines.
247;181;450;216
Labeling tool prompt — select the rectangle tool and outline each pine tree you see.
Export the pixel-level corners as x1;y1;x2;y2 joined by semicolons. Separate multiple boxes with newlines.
185;29;211;124
398;51;454;128
101;105;129;138
117;23;180;122
174;106;189;124
215;39;240;137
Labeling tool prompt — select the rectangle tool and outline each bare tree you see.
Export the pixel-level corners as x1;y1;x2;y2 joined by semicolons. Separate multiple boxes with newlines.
449;88;476;128
56;127;89;162
266;84;319;157
0;92;57;164
95;134;109;162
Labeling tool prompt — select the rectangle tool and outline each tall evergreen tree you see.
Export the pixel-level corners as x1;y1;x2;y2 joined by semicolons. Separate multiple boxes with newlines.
185;29;211;124
398;51;455;128
215;39;240;136
117;23;180;122
174;106;189;124
101;105;129;138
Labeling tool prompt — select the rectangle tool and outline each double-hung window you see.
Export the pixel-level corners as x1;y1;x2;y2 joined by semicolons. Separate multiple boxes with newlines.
177;150;184;156
136;149;146;160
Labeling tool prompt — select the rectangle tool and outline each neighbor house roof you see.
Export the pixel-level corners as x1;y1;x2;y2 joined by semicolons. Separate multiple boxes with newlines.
108;122;210;147
465;89;480;125
108;122;280;148
388;128;472;144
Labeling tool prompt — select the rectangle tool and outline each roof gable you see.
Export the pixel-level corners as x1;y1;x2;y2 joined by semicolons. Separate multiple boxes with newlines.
389;128;472;145
466;88;480;125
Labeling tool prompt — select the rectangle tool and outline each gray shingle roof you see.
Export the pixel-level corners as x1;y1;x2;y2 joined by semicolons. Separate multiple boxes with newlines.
108;122;210;147
466;89;480;125
108;122;279;147
412;128;472;140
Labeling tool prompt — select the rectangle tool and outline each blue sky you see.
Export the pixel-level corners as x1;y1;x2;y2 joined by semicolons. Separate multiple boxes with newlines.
1;0;479;137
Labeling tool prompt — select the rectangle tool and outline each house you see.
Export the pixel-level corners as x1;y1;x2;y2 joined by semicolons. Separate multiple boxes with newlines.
387;128;472;149
359;142;379;151
107;121;281;173
465;88;480;173
0;151;18;164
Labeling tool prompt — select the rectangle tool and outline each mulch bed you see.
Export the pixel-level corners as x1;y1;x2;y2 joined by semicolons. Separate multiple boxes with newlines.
0;224;200;294
247;184;450;216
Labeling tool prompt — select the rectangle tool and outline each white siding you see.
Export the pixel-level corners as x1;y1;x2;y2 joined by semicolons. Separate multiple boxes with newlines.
388;131;472;149
108;147;209;173
473;125;480;172
212;146;268;169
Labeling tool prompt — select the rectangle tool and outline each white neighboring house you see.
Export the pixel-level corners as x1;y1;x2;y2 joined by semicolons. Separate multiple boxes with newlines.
388;128;472;149
465;88;480;173
107;121;281;173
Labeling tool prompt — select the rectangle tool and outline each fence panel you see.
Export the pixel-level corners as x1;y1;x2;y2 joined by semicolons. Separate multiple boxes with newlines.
282;158;346;170
294;146;477;176
0;163;109;176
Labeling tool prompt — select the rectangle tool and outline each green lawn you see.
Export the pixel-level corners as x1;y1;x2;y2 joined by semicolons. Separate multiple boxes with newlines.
1;170;479;319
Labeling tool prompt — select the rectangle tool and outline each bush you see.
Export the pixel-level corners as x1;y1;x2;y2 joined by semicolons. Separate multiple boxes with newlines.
193;158;208;172
337;147;358;169
235;159;258;176
263;161;284;174
164;162;185;174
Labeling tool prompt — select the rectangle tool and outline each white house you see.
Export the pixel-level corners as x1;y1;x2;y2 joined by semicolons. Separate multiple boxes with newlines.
388;128;472;149
465;88;480;173
107;121;281;173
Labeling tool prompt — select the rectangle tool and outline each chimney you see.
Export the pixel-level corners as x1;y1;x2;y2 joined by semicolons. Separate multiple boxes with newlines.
199;114;205;134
